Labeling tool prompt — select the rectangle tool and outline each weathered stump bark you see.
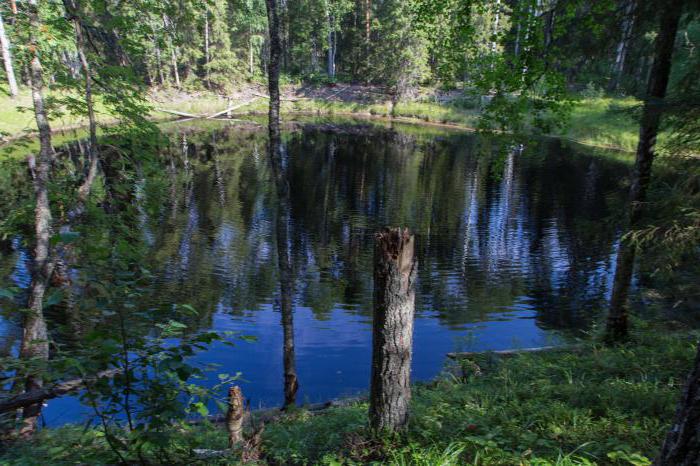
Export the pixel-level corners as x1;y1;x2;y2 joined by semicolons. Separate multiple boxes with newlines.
226;386;244;448
369;227;416;431
654;342;700;466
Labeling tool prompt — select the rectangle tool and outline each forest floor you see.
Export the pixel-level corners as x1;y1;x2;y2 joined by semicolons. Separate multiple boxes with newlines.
2;322;696;465
0;84;641;154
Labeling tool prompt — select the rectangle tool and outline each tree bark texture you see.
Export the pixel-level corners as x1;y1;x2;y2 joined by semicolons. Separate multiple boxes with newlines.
369;227;416;431
605;0;682;342
226;386;244;448
0;11;19;97
20;0;55;439
654;342;700;465
266;0;282;143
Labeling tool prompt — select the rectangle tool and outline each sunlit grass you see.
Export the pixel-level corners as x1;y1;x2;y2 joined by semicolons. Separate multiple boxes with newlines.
1;88;641;158
563;97;640;152
3;325;693;464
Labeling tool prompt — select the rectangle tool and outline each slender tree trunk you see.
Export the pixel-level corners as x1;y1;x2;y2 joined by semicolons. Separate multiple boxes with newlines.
654;342;700;465
204;9;210;88
605;0;683;342
609;0;636;92
491;0;501;54
20;0;54;439
266;0;298;409
0;11;19;97
369;228;416;431
248;26;254;76
154;36;165;86
364;0;370;74
170;47;180;88
266;0;281;140
163;15;180;88
65;0;99;203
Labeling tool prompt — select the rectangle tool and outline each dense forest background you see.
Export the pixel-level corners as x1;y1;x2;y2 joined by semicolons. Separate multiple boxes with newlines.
2;0;700;463
1;0;699;107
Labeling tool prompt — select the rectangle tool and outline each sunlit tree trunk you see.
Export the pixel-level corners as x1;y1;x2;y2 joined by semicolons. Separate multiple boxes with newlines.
609;0;636;92
64;0;99;203
153;35;166;86
20;0;54;439
654;342;700;465
163;15;180;88
369;228;416;431
0;11;19;97
605;0;683;342
491;0;501;54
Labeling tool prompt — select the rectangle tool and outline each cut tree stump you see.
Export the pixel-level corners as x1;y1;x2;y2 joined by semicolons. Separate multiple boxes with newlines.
369;227;416;431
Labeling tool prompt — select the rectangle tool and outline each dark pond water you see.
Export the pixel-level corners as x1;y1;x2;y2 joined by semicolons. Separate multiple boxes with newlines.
0;120;632;425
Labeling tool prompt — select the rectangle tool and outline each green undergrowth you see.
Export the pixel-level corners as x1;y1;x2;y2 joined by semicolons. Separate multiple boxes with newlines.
1;89;640;157
1;326;696;465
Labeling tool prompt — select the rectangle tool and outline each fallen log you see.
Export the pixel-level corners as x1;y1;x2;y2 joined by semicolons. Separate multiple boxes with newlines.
155;108;203;119
0;369;121;413
206;97;260;119
447;345;577;359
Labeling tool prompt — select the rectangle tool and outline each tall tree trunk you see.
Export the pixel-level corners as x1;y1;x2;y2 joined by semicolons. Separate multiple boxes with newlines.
605;0;683;342
204;9;210;88
163;15;180;88
248;26;254;76
266;0;281;140
654;342;700;465
20;0;54;439
266;0;298;409
364;0;370;74
154;36;165;86
65;0;99;203
170;46;180;88
609;0;636;92
369;228;416;431
0;11;19;97
326;6;336;78
491;0;501;54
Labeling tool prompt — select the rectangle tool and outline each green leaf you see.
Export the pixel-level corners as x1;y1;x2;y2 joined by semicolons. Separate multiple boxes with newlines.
191;401;209;417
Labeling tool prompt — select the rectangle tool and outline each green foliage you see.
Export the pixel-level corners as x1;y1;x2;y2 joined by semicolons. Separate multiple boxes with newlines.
4;326;692;464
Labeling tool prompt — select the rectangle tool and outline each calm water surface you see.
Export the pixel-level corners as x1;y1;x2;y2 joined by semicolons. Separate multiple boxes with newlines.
0;120;631;425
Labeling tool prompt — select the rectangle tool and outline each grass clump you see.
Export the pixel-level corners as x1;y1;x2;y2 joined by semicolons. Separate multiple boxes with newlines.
3;326;693;465
563;97;640;152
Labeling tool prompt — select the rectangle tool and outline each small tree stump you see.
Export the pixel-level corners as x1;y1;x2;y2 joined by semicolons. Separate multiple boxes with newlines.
369;227;416;431
226;386;244;448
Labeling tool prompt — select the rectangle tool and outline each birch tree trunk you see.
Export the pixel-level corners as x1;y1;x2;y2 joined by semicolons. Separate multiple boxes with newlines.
20;0;54;439
64;0;99;203
204;9;210;88
369;228;416;431
0;11;19;97
654;342;700;465
605;0;683;342
609;0;636;92
163;15;180;88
